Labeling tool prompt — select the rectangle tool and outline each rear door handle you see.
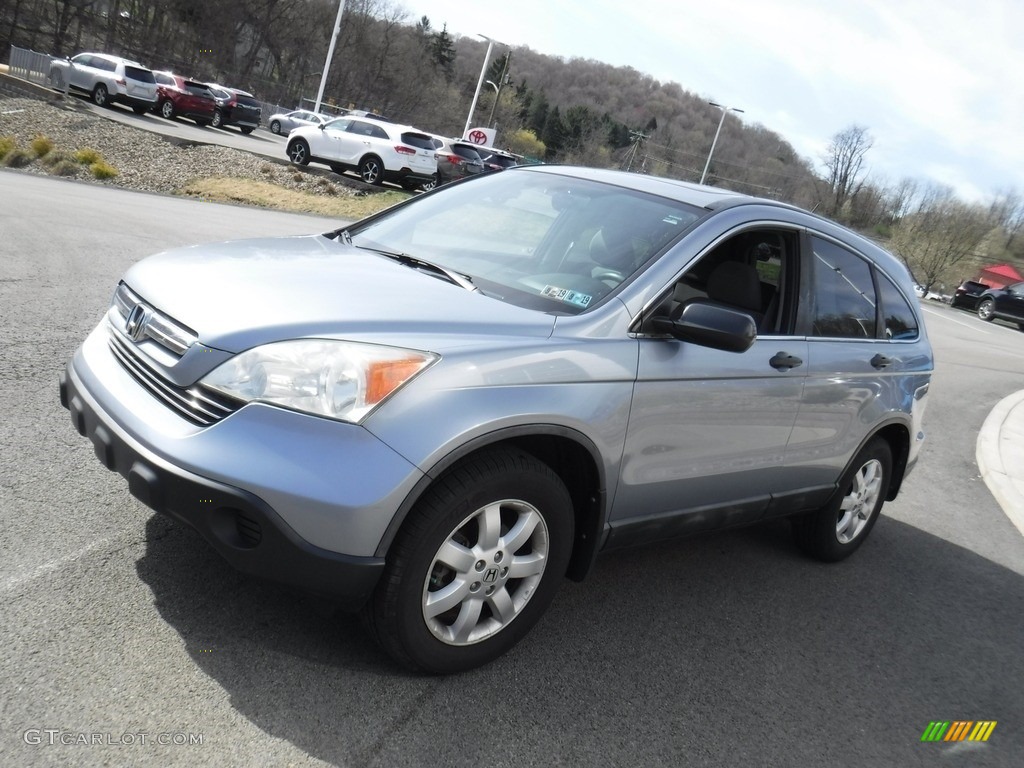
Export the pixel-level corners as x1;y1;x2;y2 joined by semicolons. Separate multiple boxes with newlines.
769;352;803;371
871;354;894;369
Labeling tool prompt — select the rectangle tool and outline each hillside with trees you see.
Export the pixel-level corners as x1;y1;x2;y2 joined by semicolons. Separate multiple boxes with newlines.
3;0;1022;288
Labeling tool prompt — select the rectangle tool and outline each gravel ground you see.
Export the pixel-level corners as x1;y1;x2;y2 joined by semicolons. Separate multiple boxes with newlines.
0;96;361;198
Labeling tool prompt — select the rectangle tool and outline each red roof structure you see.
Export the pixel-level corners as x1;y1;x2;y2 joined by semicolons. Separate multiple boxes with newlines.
974;263;1024;289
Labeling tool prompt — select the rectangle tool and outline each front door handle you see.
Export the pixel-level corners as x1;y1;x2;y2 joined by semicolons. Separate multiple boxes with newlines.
769;351;803;371
871;354;894;369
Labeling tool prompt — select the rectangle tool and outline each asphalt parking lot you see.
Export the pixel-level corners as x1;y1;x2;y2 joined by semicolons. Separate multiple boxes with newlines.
1;171;1023;767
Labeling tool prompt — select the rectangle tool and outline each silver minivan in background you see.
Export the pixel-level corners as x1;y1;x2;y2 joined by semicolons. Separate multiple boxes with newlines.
61;166;933;673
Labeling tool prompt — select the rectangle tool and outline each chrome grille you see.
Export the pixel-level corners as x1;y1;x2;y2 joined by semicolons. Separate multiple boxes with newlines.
111;282;197;357
107;329;240;426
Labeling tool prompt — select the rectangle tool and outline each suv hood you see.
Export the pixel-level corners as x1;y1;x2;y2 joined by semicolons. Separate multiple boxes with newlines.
120;234;555;352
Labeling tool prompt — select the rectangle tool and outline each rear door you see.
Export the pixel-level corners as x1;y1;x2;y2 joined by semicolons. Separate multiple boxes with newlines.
994;281;1024;322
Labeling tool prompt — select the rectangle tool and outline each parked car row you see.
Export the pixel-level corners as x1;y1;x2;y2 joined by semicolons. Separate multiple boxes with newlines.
280;112;521;189
48;52;261;133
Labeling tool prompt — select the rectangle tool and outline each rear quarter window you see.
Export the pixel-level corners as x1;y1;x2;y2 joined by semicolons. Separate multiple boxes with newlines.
125;66;155;83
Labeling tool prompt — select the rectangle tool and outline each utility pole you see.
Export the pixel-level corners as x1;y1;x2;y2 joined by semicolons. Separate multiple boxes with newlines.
486;52;512;128
623;130;649;173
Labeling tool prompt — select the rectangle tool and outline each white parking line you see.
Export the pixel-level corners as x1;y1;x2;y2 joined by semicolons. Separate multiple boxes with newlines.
1;532;125;595
920;305;991;334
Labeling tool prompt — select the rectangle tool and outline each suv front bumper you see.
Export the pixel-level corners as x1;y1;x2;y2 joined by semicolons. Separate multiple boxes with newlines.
58;325;426;608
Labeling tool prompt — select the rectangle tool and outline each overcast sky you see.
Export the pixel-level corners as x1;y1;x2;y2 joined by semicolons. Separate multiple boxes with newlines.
400;0;1023;202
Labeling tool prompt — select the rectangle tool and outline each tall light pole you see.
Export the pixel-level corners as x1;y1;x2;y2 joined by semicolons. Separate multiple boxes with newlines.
486;52;511;128
314;0;346;114
463;34;499;138
700;101;744;185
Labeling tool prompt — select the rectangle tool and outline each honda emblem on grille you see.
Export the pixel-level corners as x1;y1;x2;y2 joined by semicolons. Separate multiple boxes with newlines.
125;304;147;340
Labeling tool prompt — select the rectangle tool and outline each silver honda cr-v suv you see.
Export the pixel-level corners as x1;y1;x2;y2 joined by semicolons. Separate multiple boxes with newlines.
61;166;933;673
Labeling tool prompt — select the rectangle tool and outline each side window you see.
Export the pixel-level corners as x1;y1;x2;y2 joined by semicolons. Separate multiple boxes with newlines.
665;228;798;335
876;274;918;340
809;237;876;338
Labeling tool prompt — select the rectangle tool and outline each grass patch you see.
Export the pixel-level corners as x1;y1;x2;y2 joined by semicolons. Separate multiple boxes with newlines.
30;134;54;157
178;177;410;219
73;147;102;165
0;135;16;161
3;147;35;168
90;160;119;179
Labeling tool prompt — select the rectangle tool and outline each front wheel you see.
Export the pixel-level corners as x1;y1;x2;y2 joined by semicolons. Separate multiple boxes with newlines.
159;100;175;119
366;448;574;673
977;299;995;322
240;126;254;135
792;438;892;562
359;155;384;185
287;139;310;166
270;120;282;134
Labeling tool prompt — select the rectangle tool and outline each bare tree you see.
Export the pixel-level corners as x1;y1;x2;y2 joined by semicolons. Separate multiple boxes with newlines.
891;183;993;291
822;124;873;219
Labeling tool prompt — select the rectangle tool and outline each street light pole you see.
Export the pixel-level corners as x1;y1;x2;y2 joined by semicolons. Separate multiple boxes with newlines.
700;101;744;185
486;52;511;128
463;35;498;138
314;0;347;114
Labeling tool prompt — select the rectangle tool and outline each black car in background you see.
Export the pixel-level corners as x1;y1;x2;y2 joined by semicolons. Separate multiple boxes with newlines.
949;280;989;310
206;84;261;133
977;281;1024;330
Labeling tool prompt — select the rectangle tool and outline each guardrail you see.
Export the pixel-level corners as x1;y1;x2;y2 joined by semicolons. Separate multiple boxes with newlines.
8;45;57;87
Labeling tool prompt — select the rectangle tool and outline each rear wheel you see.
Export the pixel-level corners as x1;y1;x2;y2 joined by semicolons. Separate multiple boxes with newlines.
366;448;573;673
132;105;149;115
792;438;892;562
240;126;254;135
270;120;282;134
287;139;310;166
159;100;175;119
977;298;995;321
358;155;384;185
92;84;109;107
211;109;224;129
420;174;439;191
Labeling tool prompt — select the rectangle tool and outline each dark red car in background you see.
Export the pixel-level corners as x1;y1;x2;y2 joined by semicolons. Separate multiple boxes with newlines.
152;72;216;126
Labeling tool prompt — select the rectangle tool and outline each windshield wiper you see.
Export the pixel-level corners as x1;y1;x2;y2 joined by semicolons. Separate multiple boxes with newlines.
354;245;479;293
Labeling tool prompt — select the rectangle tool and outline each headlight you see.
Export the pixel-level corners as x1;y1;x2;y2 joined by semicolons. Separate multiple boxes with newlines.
201;340;437;423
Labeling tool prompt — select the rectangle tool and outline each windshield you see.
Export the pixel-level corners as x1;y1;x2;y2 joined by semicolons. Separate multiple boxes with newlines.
347;169;703;314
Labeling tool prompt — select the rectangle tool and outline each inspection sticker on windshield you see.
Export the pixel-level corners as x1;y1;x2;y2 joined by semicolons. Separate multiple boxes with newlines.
541;285;592;308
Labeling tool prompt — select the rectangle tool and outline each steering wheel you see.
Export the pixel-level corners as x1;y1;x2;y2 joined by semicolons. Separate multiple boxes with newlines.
591;268;626;286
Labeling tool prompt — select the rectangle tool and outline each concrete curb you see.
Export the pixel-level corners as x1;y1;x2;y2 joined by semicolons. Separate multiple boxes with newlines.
977;389;1024;538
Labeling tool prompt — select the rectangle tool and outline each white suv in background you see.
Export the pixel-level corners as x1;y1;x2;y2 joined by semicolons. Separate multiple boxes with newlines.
286;116;437;189
49;52;158;113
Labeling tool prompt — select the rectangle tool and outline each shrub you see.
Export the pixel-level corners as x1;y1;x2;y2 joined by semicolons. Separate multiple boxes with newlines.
41;149;71;167
48;160;80;177
2;147;35;168
0;135;17;161
90;160;118;179
260;164;274;175
73;147;102;165
30;134;54;157
292;172;303;182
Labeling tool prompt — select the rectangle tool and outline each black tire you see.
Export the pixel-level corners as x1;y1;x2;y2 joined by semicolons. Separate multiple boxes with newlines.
792;438;892;562
132;105;149;115
287;139;310;166
195;119;209;127
358;155;384;185
92;84;109;107
159;100;175;119
240;126;254;135
270;120;282;134
366;447;574;674
211;109;224;129
977;298;995;322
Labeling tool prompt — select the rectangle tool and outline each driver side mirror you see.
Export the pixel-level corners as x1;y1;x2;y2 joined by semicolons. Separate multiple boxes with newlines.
647;303;756;353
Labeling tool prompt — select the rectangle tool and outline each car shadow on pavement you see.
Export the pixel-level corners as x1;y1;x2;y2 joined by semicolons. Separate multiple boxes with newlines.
136;513;1024;767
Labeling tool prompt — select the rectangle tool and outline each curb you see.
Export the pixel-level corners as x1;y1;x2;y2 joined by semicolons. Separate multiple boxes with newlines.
976;389;1024;538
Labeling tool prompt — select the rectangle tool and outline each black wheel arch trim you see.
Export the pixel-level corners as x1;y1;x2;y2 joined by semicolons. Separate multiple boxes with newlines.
375;424;608;582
